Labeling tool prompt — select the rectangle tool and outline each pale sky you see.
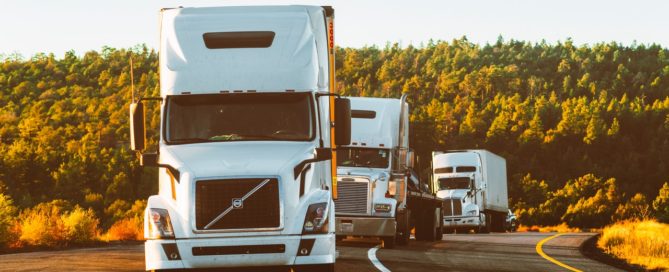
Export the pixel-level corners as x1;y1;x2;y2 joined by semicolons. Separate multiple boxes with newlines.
1;0;668;58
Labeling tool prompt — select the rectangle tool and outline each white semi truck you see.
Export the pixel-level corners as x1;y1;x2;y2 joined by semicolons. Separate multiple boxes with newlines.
432;150;508;233
334;95;445;248
129;5;351;271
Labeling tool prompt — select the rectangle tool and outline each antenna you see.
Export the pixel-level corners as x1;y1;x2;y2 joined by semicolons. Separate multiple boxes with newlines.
130;54;136;102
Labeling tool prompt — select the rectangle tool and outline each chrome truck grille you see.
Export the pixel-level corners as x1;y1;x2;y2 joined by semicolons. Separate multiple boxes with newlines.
195;178;280;230
443;198;463;216
334;180;370;214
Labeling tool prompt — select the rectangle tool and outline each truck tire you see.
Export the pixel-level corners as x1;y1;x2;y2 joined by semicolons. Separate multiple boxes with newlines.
491;211;505;232
416;209;437;241
435;208;443;240
396;210;410;245
478;213;491;234
382;235;396;249
414;210;425;240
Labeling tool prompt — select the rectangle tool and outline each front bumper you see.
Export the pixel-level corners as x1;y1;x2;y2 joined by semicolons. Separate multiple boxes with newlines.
335;216;396;237
145;234;335;270
443;216;481;228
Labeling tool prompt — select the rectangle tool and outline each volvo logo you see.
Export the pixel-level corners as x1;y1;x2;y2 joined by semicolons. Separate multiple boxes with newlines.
232;198;243;209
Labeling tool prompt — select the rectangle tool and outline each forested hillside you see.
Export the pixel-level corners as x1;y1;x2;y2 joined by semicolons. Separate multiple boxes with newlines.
0;39;668;236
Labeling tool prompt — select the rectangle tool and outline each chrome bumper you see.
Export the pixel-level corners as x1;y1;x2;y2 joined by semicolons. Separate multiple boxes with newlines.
335;216;396;237
443;216;480;228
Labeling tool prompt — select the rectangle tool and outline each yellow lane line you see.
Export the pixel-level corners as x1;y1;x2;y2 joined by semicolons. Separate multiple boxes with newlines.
535;233;583;272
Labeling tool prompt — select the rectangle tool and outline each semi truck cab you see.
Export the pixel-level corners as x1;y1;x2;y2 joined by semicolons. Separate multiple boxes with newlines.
128;5;351;271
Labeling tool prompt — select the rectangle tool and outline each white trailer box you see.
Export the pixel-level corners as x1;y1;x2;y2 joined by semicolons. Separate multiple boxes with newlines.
478;150;508;212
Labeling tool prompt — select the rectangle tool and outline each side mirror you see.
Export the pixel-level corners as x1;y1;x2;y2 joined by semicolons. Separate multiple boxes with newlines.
315;147;333;161
334;98;351;146
140;152;158;167
129;101;146;151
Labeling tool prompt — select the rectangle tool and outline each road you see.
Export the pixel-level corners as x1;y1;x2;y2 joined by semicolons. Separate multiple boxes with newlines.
0;232;621;272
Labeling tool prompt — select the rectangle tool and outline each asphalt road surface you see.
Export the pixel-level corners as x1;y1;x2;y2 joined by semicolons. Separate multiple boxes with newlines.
0;232;622;272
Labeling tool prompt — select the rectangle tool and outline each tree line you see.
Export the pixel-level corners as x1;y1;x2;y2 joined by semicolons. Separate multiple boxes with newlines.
0;38;668;242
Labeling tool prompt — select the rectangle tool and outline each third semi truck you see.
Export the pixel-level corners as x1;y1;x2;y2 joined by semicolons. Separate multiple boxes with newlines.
432;150;508;233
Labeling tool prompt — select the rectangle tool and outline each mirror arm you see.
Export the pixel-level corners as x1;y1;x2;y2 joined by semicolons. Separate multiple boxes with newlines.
293;148;332;180
315;92;341;99
294;158;319;180
159;163;180;182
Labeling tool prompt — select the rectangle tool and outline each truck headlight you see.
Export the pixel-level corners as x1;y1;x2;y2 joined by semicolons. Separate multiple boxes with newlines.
303;202;329;234
374;203;392;213
466;210;477;216
148;208;175;239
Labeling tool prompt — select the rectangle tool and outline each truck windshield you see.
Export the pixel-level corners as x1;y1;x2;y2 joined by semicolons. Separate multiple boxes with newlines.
438;177;471;190
166;93;313;143
337;148;389;168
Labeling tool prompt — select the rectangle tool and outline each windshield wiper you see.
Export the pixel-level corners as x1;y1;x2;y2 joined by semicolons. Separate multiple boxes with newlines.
209;134;283;141
170;137;210;144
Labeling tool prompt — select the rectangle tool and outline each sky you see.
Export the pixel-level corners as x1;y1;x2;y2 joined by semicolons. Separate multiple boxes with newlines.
1;0;668;58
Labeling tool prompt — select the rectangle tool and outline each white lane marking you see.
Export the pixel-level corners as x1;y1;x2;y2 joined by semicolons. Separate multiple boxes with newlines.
367;245;391;272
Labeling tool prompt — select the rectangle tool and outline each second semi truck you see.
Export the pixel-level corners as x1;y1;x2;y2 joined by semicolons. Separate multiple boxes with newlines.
334;95;445;248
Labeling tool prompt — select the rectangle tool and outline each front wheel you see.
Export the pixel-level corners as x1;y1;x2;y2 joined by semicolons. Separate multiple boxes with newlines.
396;210;411;245
478;213;490;234
382;235;396;249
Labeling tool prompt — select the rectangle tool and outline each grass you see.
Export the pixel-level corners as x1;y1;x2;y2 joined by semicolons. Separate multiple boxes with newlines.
598;220;669;270
517;222;581;233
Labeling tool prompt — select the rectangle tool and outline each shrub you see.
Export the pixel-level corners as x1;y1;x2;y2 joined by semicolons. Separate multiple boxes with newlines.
613;193;651;222
19;201;67;247
104;217;143;241
19;200;101;247
104;199;130;225
0;194;18;248
598;220;669;270
62;206;100;244
102;199;146;241
653;183;669;223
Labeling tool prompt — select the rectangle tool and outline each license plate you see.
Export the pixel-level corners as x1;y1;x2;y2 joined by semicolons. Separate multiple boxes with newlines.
341;223;354;233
